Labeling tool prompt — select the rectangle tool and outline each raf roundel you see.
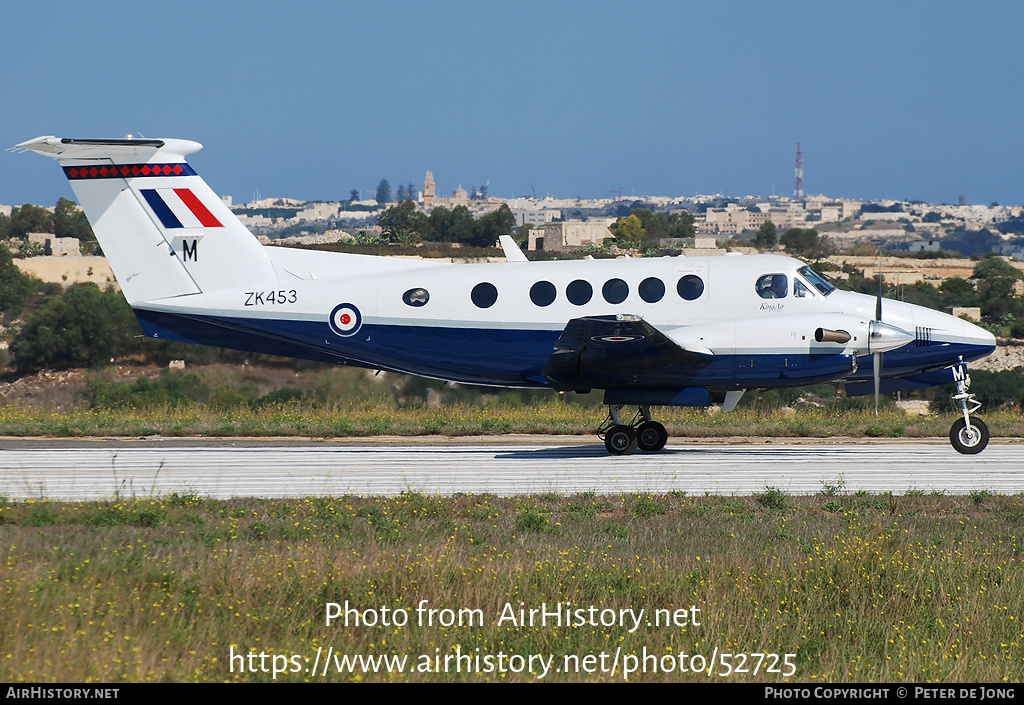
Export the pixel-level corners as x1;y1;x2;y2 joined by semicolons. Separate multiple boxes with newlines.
328;303;362;337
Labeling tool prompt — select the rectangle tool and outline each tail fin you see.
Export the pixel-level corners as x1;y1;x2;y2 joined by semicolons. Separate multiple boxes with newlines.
16;136;274;305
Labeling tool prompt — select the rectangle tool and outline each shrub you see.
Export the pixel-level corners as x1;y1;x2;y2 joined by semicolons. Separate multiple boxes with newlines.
11;284;140;372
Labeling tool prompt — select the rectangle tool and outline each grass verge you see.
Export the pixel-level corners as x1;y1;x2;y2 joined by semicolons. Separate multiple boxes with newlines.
2;491;1022;682
2;404;1024;439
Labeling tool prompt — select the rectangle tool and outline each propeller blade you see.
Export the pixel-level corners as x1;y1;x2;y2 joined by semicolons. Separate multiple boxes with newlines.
876;267;883;321
874;266;882;415
874;352;881;416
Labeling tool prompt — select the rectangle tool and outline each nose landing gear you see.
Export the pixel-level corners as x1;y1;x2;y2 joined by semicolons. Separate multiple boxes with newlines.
600;405;668;455
950;359;989;454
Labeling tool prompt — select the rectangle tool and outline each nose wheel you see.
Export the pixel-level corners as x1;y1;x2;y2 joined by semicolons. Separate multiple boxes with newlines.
600;405;668;455
950;359;989;455
950;417;989;454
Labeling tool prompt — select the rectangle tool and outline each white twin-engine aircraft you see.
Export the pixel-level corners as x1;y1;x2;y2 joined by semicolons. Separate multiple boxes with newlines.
17;136;997;454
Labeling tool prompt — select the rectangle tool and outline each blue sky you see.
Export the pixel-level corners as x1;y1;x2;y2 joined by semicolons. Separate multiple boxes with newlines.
3;0;1022;207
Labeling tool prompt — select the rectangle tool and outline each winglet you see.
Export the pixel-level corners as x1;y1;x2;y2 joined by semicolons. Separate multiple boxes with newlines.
499;235;528;262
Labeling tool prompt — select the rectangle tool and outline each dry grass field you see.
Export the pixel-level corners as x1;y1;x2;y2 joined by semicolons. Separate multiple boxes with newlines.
2;490;1022;682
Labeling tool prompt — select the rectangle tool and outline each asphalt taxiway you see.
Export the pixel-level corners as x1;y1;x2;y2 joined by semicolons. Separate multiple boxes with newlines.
1;436;1021;500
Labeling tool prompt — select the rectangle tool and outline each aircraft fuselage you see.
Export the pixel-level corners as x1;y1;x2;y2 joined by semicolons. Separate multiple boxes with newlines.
133;251;995;397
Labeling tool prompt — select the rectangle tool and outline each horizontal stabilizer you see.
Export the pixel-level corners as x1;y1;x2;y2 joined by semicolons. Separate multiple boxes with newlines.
17;135;274;305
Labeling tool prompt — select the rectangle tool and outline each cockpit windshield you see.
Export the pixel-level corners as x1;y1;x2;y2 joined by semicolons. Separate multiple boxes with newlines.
797;266;836;296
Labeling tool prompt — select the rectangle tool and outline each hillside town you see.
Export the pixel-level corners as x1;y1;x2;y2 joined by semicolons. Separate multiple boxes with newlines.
4;171;1024;282
215;178;1024;258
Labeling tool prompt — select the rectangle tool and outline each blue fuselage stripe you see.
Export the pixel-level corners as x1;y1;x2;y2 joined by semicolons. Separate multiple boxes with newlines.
133;309;993;391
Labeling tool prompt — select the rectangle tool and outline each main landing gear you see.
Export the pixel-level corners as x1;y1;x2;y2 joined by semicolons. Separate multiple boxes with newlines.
949;358;989;455
599;405;668;455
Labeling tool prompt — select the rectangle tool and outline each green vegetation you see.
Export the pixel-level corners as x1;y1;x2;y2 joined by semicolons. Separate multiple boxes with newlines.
2;491;1022;682
608;208;696;250
377;200;517;246
0;244;40;318
780;227;831;258
0;198;94;241
3;397;1024;440
753;220;777;250
10;283;141;373
375;178;391;205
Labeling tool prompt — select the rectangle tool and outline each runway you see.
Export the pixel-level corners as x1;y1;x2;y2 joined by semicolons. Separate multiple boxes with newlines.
1;436;1022;500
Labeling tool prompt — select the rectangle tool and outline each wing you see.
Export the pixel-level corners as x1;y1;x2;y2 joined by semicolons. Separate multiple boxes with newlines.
541;315;713;391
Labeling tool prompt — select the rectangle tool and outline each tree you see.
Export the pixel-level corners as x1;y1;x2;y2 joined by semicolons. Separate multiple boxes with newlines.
972;257;1024;323
11;284;141;372
396;184;407;202
9;203;53;238
939;277;976;307
753;221;777;250
53;198;95;241
377;200;427;243
607;208;694;251
427;206;454;242
375;179;391;205
407;183;416;201
780;228;829;258
610;214;645;247
972;257;1022;282
0;244;35;318
448;205;476;244
349;189;360;203
942;226;1001;257
472;204;516;246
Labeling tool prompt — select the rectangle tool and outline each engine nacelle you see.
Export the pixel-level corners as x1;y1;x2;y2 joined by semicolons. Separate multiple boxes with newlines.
670;313;913;358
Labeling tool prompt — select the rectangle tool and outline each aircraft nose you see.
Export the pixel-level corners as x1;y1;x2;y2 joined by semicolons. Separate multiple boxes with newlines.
940;314;997;362
901;304;996;366
963;318;997;351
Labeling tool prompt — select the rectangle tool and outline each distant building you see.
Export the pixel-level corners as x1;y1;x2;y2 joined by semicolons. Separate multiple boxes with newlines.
950;307;981;321
909;239;942;253
659;237;718;250
529;221;612;251
509;206;561;227
422;171;436;209
28;233;79;256
421;171;470;211
703;205;770;234
297;203;341;220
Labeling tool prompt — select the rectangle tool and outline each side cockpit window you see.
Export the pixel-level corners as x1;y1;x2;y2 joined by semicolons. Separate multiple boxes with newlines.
794;278;812;298
797;265;836;296
756;273;788;299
